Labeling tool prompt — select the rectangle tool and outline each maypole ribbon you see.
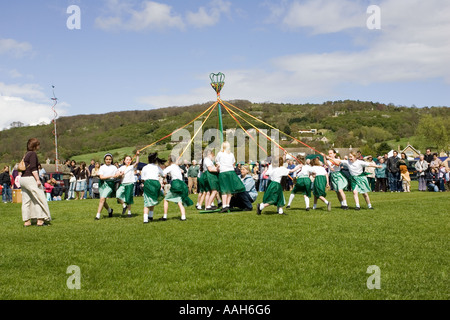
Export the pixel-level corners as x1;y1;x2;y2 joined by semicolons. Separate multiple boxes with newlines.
176;102;218;163
221;99;337;165
132;101;219;162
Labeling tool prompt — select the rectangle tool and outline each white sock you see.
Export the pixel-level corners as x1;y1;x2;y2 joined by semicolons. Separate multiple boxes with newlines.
356;203;360;208
259;203;265;211
288;194;295;206
342;200;347;206
163;213;168;219
122;203;127;208
181;214;186;220
149;211;153;218
107;207;112;213
304;197;310;208
128;210;132;215
323;200;329;205
313;204;317;209
96;213;101;219
368;203;372;208
143;213;149;222
278;207;283;214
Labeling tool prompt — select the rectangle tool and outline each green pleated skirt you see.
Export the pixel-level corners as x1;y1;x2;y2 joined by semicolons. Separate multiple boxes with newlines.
116;183;134;205
202;171;220;192
350;174;371;194
143;179;164;207
292;176;312;198
219;171;246;194
330;171;348;191
165;179;194;207
262;181;285;207
312;175;327;198
99;179;116;199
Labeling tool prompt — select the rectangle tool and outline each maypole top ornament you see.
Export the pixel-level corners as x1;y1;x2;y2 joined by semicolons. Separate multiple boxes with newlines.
210;72;225;96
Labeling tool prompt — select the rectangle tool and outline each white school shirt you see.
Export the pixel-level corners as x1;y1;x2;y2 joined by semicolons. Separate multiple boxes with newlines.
119;165;135;184
141;164;164;181
310;166;327;176
297;164;312;178
163;164;183;181
340;160;368;176
327;160;342;172
216;151;235;172
204;157;215;172
266;166;290;184
98;164;118;179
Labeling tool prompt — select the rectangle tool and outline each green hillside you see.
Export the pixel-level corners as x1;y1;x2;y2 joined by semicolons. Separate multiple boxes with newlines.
1;100;449;167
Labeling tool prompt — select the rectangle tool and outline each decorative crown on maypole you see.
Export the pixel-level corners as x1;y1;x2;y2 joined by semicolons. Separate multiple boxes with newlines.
210;72;225;98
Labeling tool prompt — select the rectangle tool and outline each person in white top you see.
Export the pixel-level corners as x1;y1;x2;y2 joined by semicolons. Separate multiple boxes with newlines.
116;151;140;217
286;157;312;210
329;152;381;210
202;149;221;210
160;156;193;221
216;141;245;212
141;153;166;223
95;153;123;220
257;156;297;215
326;149;349;210
310;157;331;211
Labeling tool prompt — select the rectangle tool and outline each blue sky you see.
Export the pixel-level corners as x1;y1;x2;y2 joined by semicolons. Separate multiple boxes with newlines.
1;0;449;129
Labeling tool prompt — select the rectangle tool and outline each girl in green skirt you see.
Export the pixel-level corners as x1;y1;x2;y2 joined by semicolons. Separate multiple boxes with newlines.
326;149;349;210
196;161;206;210
310;157;331;211
202;149;220;211
286;157;313;211
257;157;295;215
216;141;245;212
329;152;382;210
95;153;122;220
161;156;193;221
141;153;166;223
116;151;140;217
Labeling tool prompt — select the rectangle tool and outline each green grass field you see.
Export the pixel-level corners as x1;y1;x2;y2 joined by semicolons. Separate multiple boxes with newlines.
0;182;448;300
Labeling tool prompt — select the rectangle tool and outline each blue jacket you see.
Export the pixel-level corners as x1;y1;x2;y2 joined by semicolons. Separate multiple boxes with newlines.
242;175;258;202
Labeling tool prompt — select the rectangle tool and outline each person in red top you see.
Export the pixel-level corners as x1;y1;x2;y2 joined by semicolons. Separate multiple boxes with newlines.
20;138;52;227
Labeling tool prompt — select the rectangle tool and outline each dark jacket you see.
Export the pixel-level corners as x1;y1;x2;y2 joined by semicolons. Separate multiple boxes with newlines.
0;172;11;185
386;156;399;173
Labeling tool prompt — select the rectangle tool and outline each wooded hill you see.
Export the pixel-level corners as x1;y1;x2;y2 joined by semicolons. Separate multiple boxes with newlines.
1;100;449;166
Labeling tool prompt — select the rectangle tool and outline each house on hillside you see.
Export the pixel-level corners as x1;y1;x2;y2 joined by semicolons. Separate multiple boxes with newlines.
400;144;421;159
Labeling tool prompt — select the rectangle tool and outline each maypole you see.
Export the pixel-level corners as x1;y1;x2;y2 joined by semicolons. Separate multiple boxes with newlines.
210;72;225;144
51;85;59;171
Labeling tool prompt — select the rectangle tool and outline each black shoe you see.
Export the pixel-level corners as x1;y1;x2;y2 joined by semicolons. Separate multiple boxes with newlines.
159;217;167;221
341;206;349;210
217;202;223;208
209;206;218;210
306;207;310;211
286;205;290;209
221;207;230;213
108;209;113;218
355;207;361;211
122;207;127;215
369;207;374;210
256;203;261;215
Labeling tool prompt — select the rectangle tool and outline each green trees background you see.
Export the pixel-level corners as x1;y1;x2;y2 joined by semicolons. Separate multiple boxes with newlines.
1;100;449;167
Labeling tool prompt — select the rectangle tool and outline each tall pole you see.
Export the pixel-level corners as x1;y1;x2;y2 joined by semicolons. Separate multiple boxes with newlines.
51;86;59;171
210;72;225;144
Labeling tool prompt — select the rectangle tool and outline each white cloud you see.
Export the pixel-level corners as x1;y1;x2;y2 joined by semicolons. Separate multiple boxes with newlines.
186;0;231;28
96;1;185;31
0;83;69;130
0;38;33;58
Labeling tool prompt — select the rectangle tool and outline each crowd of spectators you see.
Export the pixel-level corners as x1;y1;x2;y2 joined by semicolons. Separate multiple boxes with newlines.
1;148;449;204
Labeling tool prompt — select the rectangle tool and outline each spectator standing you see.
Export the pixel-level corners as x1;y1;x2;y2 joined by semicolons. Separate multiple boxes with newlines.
415;154;428;191
1;166;12;203
430;153;442;171
424;149;433;168
187;160;199;194
364;156;376;192
426;168;440;192
20;138;51;227
375;158;387;192
387;151;401;192
87;159;96;198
